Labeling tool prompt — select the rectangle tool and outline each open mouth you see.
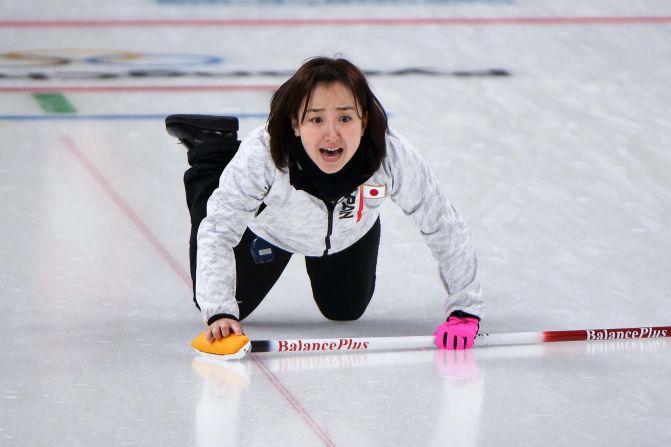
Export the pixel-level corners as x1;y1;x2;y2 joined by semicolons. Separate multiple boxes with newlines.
319;147;344;161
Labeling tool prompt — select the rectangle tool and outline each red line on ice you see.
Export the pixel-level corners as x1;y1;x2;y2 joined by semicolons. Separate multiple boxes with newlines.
251;354;337;447
1;16;670;28
61;135;333;446
0;85;278;93
61;135;192;286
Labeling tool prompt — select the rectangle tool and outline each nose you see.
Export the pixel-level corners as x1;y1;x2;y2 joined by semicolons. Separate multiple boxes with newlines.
325;120;339;140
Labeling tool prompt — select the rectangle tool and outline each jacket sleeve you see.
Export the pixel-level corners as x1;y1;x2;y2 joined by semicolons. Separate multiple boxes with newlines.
195;127;276;323
385;132;484;319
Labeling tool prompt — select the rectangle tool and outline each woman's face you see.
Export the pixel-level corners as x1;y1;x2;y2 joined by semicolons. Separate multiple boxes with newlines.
292;82;367;174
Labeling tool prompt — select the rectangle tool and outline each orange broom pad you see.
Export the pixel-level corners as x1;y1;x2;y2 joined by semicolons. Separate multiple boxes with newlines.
191;332;251;359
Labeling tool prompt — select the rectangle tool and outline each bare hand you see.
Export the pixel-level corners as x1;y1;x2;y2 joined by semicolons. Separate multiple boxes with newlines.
206;318;244;343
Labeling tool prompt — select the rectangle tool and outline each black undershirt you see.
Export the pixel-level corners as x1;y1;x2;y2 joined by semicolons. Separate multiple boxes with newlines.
288;137;369;203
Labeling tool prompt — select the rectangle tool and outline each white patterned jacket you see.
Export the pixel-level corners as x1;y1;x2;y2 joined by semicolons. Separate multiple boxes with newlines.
196;126;483;323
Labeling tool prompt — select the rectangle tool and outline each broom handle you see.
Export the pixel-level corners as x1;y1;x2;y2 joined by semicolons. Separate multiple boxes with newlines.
250;325;671;353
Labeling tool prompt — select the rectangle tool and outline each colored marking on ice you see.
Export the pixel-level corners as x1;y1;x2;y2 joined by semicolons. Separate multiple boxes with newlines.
1;16;671;27
1;85;278;93
249;354;336;447
61;135;333;444
155;0;513;4
32;93;77;113
0;113;269;121
60;135;192;286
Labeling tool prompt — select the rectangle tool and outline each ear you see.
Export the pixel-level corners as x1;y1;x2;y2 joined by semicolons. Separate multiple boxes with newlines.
291;118;300;137
361;112;368;135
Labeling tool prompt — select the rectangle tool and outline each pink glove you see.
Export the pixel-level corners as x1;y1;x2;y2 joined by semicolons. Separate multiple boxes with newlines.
434;316;480;350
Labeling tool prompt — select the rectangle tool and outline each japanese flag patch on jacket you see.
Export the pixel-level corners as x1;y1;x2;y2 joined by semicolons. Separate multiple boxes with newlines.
362;184;386;199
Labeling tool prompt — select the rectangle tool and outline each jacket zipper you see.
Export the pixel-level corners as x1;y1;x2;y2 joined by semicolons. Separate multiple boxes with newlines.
323;200;336;256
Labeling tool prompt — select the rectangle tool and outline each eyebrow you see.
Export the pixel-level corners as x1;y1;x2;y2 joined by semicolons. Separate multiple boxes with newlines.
306;105;356;113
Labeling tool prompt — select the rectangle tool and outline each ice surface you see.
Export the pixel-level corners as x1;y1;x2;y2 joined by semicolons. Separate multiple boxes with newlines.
1;1;671;446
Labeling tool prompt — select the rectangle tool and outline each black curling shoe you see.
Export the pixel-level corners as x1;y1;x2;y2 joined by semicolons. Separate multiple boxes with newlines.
165;114;239;150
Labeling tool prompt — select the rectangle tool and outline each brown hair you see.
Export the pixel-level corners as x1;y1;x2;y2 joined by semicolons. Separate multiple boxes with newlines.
267;56;388;176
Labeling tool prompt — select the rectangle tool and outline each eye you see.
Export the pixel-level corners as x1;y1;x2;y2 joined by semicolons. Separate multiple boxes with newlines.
309;116;322;124
340;115;352;123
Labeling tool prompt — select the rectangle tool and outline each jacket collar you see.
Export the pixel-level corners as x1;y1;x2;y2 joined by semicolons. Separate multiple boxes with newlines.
288;138;368;203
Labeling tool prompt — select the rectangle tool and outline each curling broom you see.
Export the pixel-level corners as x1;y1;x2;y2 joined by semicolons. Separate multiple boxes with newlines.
191;325;671;360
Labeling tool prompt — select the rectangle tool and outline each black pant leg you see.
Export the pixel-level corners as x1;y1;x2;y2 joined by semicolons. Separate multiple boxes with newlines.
234;229;292;320
183;146;238;309
183;144;292;319
305;218;381;321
